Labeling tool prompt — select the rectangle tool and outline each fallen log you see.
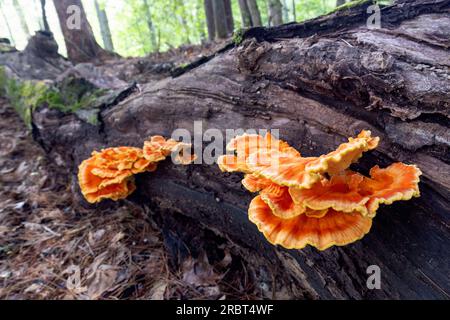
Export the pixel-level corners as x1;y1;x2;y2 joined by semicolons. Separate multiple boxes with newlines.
24;0;450;299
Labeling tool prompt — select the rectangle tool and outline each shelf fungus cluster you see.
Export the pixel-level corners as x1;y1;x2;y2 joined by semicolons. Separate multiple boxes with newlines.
78;136;195;203
217;130;421;250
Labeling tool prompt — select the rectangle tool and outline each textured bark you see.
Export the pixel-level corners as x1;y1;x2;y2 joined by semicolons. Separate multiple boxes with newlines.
204;0;216;41
246;0;262;26
29;0;450;299
238;0;253;27
52;0;116;63
268;0;283;26
94;0;114;51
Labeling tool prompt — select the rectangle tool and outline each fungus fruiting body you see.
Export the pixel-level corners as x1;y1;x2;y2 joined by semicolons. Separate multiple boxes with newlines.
78;136;195;203
218;130;421;250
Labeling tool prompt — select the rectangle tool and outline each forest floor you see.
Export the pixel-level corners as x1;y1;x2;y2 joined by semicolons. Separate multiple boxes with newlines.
0;97;259;300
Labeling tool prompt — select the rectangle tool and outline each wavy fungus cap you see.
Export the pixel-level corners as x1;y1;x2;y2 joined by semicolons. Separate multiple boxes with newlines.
218;130;420;250
248;195;372;250
305;130;379;175
360;162;421;217
79;136;196;204
226;132;300;158
217;133;300;173
290;164;421;217
78;147;151;203
246;150;319;188
260;184;306;219
242;174;272;192
143;135;196;164
289;171;369;215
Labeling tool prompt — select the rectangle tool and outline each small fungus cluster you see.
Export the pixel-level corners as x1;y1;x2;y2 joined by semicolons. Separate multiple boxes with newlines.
78;136;195;203
217;130;421;250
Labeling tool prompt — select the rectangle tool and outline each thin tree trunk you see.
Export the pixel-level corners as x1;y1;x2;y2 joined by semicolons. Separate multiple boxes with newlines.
336;0;346;6
196;0;206;42
292;0;296;21
177;0;191;44
268;0;283;26
204;0;216;41
12;0;30;37
246;0;262;26
94;0;114;51
238;0;252;27
212;0;228;39
223;0;234;35
52;0;115;63
0;3;15;45
281;0;289;22
143;0;158;51
39;0;50;32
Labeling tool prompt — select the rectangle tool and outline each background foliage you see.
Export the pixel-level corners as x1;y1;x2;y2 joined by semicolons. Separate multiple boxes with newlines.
0;0;361;57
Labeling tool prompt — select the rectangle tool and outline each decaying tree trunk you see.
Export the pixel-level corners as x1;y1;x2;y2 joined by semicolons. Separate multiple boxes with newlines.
20;0;450;299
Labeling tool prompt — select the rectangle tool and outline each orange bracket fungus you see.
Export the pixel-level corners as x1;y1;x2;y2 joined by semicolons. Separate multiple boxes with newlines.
217;131;421;250
78;136;195;203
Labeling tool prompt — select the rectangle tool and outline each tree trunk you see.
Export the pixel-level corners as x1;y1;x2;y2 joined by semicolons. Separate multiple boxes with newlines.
52;0;116;63
196;0;207;41
268;0;283;26
292;0;296;21
176;0;191;44
40;0;51;32
238;0;253;27
212;0;228;39
281;0;289;22
12;0;30;37
224;0;234;35
204;0;216;41
143;0;158;51
246;0;262;26
94;0;114;51
336;0;346;7
26;0;450;299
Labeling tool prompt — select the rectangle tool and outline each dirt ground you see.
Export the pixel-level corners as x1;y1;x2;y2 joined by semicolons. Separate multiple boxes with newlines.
0;97;260;300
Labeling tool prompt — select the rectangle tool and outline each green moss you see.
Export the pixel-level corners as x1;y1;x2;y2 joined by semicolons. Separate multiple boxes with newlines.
232;28;245;46
0;66;104;128
0;67;44;126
